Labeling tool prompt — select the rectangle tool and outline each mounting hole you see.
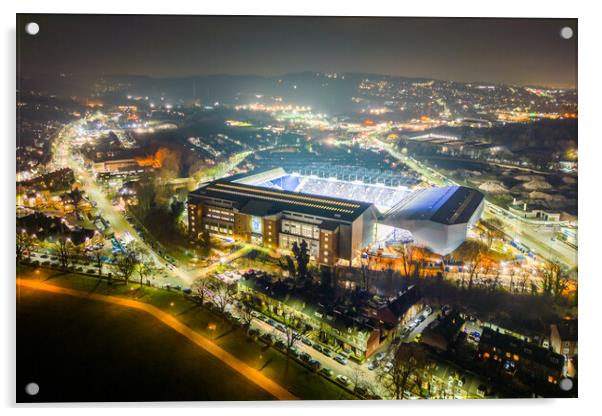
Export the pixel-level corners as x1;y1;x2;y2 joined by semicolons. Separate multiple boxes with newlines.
25;382;40;396
560;26;573;40
25;22;40;36
559;378;573;391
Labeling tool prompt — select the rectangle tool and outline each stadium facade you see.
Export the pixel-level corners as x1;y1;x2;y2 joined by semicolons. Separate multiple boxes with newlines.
188;167;484;265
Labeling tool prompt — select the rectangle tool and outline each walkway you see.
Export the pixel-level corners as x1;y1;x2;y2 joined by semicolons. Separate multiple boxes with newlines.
16;278;298;401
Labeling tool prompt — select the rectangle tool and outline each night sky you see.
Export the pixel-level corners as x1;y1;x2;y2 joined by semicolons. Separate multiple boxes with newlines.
17;15;577;88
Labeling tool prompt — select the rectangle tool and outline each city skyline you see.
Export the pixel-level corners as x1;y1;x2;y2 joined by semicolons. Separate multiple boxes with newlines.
18;15;577;88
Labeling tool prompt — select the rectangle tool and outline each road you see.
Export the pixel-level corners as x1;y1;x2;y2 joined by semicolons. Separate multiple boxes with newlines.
367;135;577;269
50;120;192;286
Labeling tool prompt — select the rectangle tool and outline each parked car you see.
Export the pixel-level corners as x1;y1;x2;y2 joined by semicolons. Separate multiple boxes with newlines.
383;361;393;373
368;360;379;371
312;344;323;353
374;352;386;361
334;355;348;365
301;337;313;347
320;367;334;377
336;375;350;385
322;348;333;357
354;385;369;397
308;359;321;371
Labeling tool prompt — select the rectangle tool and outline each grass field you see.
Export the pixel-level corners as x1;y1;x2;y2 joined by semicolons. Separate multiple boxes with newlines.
17;266;355;401
17;286;275;402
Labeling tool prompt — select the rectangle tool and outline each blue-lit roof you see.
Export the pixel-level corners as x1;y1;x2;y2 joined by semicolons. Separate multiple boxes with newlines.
382;186;484;225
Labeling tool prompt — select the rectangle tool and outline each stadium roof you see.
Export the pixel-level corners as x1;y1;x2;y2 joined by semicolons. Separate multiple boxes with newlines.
382;186;484;225
189;178;374;222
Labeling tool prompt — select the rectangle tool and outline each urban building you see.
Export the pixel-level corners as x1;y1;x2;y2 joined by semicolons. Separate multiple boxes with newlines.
421;310;466;352
550;319;578;358
478;327;566;387
188;168;485;263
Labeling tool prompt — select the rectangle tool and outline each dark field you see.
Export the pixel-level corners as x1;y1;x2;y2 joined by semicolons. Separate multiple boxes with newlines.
16;287;274;402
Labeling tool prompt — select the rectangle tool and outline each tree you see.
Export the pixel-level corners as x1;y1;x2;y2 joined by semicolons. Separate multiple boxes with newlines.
239;303;254;333
197;228;212;258
90;247;104;277
378;343;429;399
283;313;309;357
452;239;489;289
282;312;310;380
209;279;236;314
542;260;569;299
136;259;156;287
113;251;138;284
16;230;35;262
291;240;310;280
481;218;504;249
70;188;84;216
55;237;74;269
359;264;371;291
133;245;156;287
192;277;210;305
391;243;415;278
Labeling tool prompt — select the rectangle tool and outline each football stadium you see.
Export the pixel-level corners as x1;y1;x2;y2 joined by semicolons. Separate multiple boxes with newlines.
188;167;485;265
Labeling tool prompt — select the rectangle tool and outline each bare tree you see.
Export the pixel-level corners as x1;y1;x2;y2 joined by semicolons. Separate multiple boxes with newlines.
91;247;104;277
394;243;414;278
453;239;489;289
133;245;156;287
481;218;504;249
209;279;236;314
239;303;254;333
113;251;138;284
378;343;428;400
192;278;210;305
283;313;309;356
136;260;157;287
55;237;74;269
16;230;35;262
542;260;569;299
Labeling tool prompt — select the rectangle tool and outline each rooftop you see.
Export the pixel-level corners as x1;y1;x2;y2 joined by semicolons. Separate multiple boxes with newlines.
480;327;565;372
190;178;375;222
383;185;484;225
